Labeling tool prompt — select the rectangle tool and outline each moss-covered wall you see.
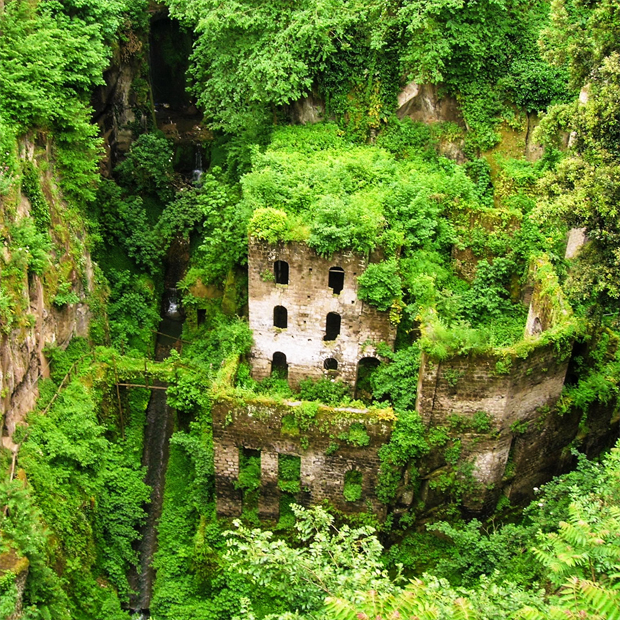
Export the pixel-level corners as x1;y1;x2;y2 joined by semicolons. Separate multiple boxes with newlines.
212;396;394;519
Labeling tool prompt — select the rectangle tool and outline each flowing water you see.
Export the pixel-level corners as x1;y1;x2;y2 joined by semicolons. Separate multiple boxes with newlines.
192;148;204;185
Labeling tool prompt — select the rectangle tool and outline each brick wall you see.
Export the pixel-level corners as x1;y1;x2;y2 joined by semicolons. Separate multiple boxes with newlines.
415;343;570;506
213;396;393;519
248;240;396;388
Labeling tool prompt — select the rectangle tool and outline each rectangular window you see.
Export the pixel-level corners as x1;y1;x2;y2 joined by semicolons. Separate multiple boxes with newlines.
236;447;261;512
278;454;301;494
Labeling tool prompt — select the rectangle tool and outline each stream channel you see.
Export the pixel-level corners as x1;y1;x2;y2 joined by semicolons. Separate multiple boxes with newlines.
129;244;188;618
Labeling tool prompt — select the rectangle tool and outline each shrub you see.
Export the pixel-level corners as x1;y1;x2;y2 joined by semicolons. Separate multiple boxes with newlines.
357;259;402;311
299;378;350;405
248;207;290;244
343;470;363;502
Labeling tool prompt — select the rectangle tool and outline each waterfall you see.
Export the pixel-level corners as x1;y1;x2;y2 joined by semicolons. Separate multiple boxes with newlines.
192;147;203;184
165;287;181;319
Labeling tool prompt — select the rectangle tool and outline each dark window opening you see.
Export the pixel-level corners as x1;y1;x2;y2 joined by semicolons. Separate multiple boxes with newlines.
274;305;288;329
271;352;288;379
343;469;363;502
324;312;341;341
355;357;381;402
324;358;338;371
197;308;206;326
274;260;289;285
328;266;345;295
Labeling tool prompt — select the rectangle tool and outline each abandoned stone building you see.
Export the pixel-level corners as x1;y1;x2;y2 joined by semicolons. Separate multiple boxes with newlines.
247;239;397;388
210;243;589;520
213;397;393;519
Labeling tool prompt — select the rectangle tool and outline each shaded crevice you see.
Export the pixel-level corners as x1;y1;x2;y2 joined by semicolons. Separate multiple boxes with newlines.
128;238;188;617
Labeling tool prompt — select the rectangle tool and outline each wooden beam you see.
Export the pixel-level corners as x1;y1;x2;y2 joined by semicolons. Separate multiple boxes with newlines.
116;383;168;390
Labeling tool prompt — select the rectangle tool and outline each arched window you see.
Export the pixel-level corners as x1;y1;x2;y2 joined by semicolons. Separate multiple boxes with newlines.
355;357;380;401
328;266;345;295
324;312;341;341
343;469;363;502
324;358;338;371
274;260;289;285
271;352;288;378
274;306;288;329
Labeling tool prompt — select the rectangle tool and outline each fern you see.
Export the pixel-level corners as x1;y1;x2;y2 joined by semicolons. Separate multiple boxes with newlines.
324;580;479;620
560;577;620;620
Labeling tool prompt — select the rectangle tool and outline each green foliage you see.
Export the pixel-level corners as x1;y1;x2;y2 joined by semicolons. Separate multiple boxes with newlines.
106;269;160;353
375;118;435;160
278;455;301;495
166;0;567;142
535;1;620;311
236;450;261;493
0;479;72;620
370;343;421;412
498;59;571;114
559;329;620;415
340;423;370;448
377;410;429;503
472;411;493;434
295;402;320;432
7;218;52;277
95;179;164;273
115;132;175;202
357;259;402;311
307;194;385;257
0;0;145;205
223;505;394;614
248;207;291;245
21;162;51;231
298;378;350;406
0;570;20;619
8;348;152;617
182;310;254;383
325;579;477;620
150;435;221;619
167;371;211;414
52;281;80;307
166;0;386;134
343;470;363;502
426;519;541;588
460;258;520;324
175;173;248;287
0;115;18;195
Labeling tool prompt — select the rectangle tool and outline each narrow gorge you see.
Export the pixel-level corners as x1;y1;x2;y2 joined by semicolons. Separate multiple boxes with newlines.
1;1;620;619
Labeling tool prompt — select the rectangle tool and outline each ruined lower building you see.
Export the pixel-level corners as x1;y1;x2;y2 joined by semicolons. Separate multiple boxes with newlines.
213;394;394;519
247;239;397;388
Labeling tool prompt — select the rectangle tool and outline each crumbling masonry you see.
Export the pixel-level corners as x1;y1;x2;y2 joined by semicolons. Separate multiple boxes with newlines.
247;240;397;388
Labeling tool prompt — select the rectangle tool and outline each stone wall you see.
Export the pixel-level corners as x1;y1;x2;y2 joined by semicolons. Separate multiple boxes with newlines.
213;396;393;519
414;343;570;509
0;138;93;451
248;240;396;388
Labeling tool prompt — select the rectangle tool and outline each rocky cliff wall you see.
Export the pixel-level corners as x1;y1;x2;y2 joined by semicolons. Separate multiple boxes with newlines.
0;137;96;450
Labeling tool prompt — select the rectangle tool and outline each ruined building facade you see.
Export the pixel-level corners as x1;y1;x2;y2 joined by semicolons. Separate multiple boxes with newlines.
213;398;393;519
247;239;397;388
209;242;611;521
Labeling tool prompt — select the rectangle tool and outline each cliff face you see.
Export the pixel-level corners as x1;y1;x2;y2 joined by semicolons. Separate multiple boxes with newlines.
0;137;96;449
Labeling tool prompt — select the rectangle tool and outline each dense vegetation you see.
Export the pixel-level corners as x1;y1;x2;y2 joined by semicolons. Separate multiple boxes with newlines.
1;0;620;619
